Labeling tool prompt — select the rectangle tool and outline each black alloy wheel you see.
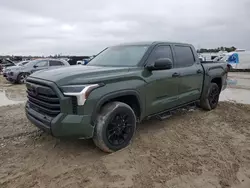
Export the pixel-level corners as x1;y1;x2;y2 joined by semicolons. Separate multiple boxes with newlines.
208;84;220;107
93;102;136;153
106;113;134;146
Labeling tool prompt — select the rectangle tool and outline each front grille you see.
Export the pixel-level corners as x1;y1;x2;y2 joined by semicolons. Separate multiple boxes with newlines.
72;96;78;114
26;81;60;118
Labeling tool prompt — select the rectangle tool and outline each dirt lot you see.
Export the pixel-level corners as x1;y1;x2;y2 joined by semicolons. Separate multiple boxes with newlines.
0;75;9;85
1;72;250;188
1;101;250;188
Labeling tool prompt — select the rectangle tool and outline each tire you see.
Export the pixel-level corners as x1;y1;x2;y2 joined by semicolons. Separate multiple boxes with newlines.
200;83;220;111
93;102;137;153
17;73;29;84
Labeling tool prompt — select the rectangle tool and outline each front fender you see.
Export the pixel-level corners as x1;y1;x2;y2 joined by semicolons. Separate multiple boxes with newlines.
90;89;144;124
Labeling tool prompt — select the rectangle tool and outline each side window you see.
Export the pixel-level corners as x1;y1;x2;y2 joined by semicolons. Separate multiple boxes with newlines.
35;60;48;67
49;60;64;66
147;45;173;65
174;46;195;68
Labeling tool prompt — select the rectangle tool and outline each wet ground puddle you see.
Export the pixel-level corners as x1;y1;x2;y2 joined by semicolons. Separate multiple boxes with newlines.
0;88;26;106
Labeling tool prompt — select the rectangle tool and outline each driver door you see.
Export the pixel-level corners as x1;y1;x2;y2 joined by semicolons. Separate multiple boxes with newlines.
32;60;49;73
143;45;181;116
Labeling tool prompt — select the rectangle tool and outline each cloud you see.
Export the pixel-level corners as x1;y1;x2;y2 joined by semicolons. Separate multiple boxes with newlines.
0;0;249;56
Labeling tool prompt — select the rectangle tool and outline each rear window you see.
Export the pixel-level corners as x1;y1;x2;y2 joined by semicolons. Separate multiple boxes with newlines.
174;46;195;68
49;60;64;66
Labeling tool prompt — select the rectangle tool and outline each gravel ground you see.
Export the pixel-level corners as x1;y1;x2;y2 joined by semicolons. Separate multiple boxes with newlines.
1;102;250;188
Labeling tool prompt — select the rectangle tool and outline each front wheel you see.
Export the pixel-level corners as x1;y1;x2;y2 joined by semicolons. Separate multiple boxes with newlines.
200;83;220;110
93;102;136;153
17;73;30;84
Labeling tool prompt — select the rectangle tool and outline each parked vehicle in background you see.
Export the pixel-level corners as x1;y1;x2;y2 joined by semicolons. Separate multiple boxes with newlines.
76;58;90;65
67;56;90;65
76;60;84;65
220;50;250;70
59;58;70;62
25;41;228;153
3;61;29;78
0;59;16;73
5;58;70;84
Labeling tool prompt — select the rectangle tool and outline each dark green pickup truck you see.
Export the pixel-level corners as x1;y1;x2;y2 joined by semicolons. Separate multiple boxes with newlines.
25;41;228;152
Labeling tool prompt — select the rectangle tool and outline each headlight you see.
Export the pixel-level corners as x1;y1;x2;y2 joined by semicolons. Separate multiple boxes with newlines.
61;84;102;106
10;68;21;72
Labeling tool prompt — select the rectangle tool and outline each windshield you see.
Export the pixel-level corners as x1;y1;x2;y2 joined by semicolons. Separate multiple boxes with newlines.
23;59;43;67
87;45;149;67
17;61;28;66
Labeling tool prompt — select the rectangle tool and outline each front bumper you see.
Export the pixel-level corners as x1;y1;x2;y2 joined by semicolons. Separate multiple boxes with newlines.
25;103;94;138
5;76;14;82
5;72;18;82
25;77;95;139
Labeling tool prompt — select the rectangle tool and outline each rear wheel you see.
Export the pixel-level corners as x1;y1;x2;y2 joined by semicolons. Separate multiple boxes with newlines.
17;73;30;84
93;102;136;153
200;83;220;110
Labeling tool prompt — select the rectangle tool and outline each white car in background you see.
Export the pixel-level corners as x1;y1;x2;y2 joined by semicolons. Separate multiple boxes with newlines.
2;61;29;76
76;60;84;65
220;50;250;70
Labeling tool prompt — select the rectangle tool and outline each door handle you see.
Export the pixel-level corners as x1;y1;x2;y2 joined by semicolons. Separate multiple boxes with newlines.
197;69;202;74
172;72;180;77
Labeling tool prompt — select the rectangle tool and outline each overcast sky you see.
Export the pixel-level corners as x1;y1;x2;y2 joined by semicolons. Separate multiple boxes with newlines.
0;0;249;56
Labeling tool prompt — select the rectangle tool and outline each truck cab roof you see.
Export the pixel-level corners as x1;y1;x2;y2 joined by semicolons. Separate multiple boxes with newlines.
113;41;193;47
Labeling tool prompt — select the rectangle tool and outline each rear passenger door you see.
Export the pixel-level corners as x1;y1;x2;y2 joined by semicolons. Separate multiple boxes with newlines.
144;45;181;115
173;45;203;104
49;60;64;69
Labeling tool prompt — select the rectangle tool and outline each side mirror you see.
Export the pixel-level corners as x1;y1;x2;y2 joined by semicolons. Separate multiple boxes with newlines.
33;65;38;68
146;58;173;71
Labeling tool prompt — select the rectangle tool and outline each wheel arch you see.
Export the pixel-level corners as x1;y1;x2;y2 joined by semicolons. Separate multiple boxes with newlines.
92;90;143;125
211;77;222;91
16;72;30;84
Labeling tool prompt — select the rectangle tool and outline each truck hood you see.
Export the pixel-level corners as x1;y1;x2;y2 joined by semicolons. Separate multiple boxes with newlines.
29;65;134;86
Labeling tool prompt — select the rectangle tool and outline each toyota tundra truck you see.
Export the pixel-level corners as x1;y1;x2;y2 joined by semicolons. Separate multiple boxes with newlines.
25;41;228;152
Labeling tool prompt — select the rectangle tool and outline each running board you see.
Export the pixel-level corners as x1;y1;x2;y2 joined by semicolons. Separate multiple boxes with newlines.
147;101;198;121
156;111;172;120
